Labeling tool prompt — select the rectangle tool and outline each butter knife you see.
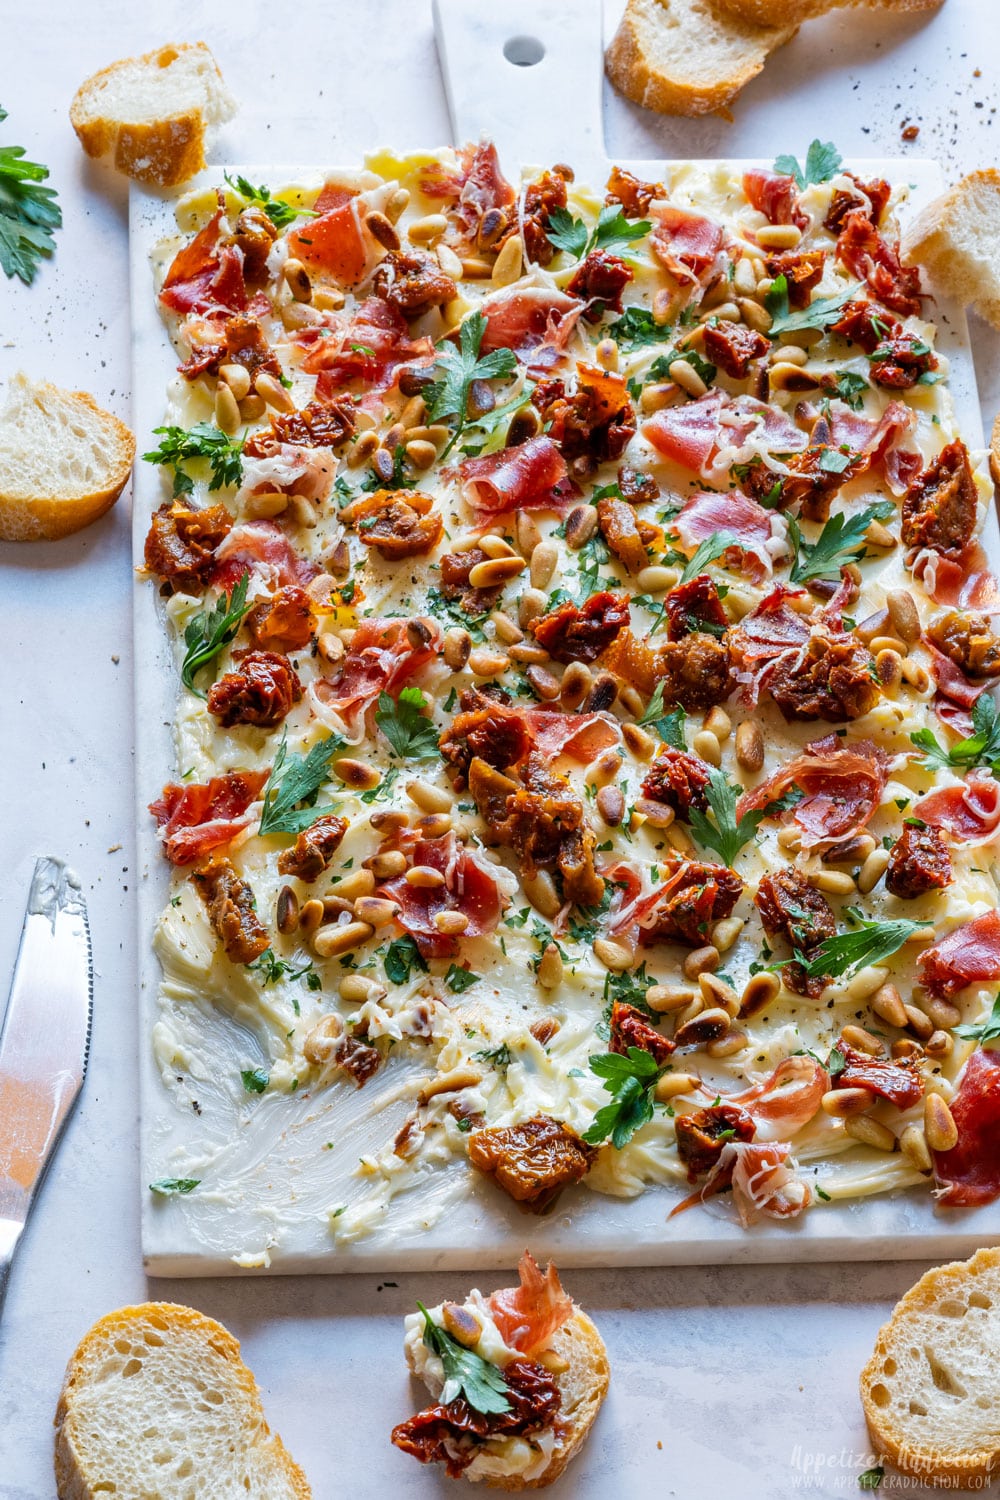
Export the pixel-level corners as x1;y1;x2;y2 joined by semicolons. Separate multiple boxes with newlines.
0;858;93;1317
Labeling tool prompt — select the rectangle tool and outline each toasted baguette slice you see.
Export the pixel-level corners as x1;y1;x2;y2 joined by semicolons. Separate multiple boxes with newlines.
860;1247;1000;1487
54;1303;311;1500
70;42;236;187
0;372;134;542
507;1312;610;1492
990;412;1000;490
715;0;944;25
605;0;797;118
901;169;1000;329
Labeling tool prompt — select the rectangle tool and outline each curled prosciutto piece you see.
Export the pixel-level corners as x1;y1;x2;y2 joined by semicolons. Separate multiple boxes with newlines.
375;832;507;959
735;734;889;851
488;1251;574;1357
150;770;267;866
312;616;441;735
918;911;1000;999
933;1047;1000;1207
457;435;572;520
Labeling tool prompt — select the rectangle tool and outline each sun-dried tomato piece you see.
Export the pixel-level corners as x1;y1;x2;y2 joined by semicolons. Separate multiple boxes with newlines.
391;1359;562;1477
663;575;729;641
243;397;357;458
521;168;570;266
886;823;953;900
438;547;504;618
655;634;734;710
755;868;835;997
535;364;636;468
346;488;443;559
372;248;458;317
837;210;922;316
830;298;901;354
833;1039;924;1110
277;813;349;882
467;1114;596;1212
927;610;1000;678
567;248;633;321
596;495;658;574
702;319;769;378
232;206;278;282
901;440;979;558
439;696;532;775
641;747;711;820
245;585;315;653
765;249;826;309
675;1104;756;1182
207;649;302;728
605;165;664;217
765;630;879;722
530;590;631;663
637;858;743;947
617;462;659;504
191;858;268;964
610;1001;675;1063
869;333;937;389
824;173;891;234
144;502;232;593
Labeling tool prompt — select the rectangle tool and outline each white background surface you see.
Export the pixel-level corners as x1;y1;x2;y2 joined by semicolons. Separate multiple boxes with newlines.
1;1;999;1495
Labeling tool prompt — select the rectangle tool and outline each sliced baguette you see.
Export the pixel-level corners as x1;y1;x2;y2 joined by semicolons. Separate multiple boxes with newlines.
502;1312;610;1492
70;42;236;187
605;0;797;119
860;1247;1000;1487
715;0;944;25
0;371;135;542
991;411;1000;490
54;1303;311;1500
901;169;1000;330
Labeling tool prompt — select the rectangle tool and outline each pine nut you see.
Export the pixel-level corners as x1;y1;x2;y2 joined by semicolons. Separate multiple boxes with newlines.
866;521;897;550
618;684;644;718
640;383;675;414
509;642;549;665
733;258;757;296
712;917;743;954
675;1007;731;1048
704;706;731;742
312;287;345;312
770;343;808;367
370;813;409;840
900;658;930;692
735;720;764;773
491;234;523;286
468;648;509;678
559;661;592;710
435;910;469;935
595;337;619;371
354;896;401;927
405;865;446;889
675;998;704;1028
693;729;721;767
276;885;299;935
518;588;547;629
824;835;877;865
299;898;325;936
652;288;673;324
525;664;559;701
738;298;772;334
847;966;890;1002
845;1115;896;1152
283;257;312;302
514;511;542;556
587;747;624;787
841;1024;883;1055
333;757;380;791
699;971;740;1017
437;243;463;279
768;361;821;393
683;945;720;981
408;213;448;244
405;780;452;815
623;722;657;760
646;985;696;1014
707;1029;748;1058
891;1037;924;1062
316;630;346;664
564;505;597;550
669;359;708;398
244;490;289;519
239;393;266;422
904;1003;934;1041
886;589;921;644
858;847;890;894
219;363;252;401
313;920;374;958
256;372;295;412
530;541;558;589
326;870;374;905
635;564;675;593
876;649;903;689
468;555;526;589
871;983;907;1029
757;223;802;250
214;381;241;435
739;970;780;1018
340;972;386;1003
441;1301;482;1347
406;439;437;470
478;534;517;559
810;869;856;897
367;850;407;880
523;869;561;919
417;1067;483;1105
870;635;908;659
923;995;961;1030
777;825;802;853
924;1092;958;1152
593;937;634;972
926;1029;954;1059
597;784;626;826
537;943;563;989
492;610;523;645
655;1071;701;1101
822;1087;875;1118
900;1123;933;1173
635;797;675;829
703;301;740;324
442;628;471;671
414;815;452;843
385;187;410;222
365;210;400;250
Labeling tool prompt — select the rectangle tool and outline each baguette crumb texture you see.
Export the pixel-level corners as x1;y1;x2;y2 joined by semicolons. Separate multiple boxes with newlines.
605;0;797;118
715;0;944;24
0;371;135;542
54;1303;312;1500
70;42;236;187
901;168;1000;330
991;412;1000;490
860;1247;1000;1488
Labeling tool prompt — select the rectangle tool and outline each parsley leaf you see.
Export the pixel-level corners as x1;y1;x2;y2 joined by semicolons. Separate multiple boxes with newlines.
241;1067;270;1093
446;964;481;993
375;685;439;760
773;139;843;191
473;1042;511;1068
546;206;589;259
425;586;490;643
144;422;245;494
583;1047;667;1150
689;767;766;865
911;693;1000;775
424;311;517;458
259;731;344;836
638;685;687;748
797;917;932;982
955;993;1000;1047
834;370;870;410
788;501;895;584
677;530;738;585
224;172;315;232
149;1178;200;1196
607;307;674;349
458;385;536;457
418;1304;511;1414
384;935;428;985
180;574;251;695
546;204;650;261
858;1465;885;1491
765;277;859;337
0;106;62;284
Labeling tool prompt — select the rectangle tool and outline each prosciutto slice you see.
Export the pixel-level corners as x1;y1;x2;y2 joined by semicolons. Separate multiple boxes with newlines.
742;169;808;229
675;1140;810;1225
650;206;723;283
478;285;584;369
150;770;267;865
915;544;1000;612
729;1056;828;1141
732;585;811;663
918;911;1000;999
735;735;889;851
376;832;506;958
297;296;433;390
644;390;807;485
210;521;319;591
286;186;371;284
673;489;786;582
933;1047;1000;1208
159;208;247;317
313;616;441;733
643;390;726;473
524;709;621;763
916;773;1000;847
236;445;335;507
488;1252;573;1357
457;436;572;519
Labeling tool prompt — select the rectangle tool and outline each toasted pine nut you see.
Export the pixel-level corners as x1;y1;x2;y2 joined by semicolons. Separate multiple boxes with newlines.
405;780;453;815
769;343;808;367
735;720;764;773
703;706;731;742
367;850;407;880
595;337;619;371
623;722;657;760
646;985;696;1014
370;810;408;837
845;1115;896;1151
299;898;325;936
675;1007;731;1048
434;910;469;935
769;361;820;393
385;187;410;222
593;937;634;972
405;865;446;889
256;372;295;412
886;589;921;644
442;627;472;672
876;648;903;689
904;1003;934;1041
670;359;708;398
926;1029;954;1060
639;382;675;414
340;972;386;1003
478;534;517;559
858;847;890;895
739;970;779;1018
871;983;907;1029
564;504;597;550
313;920;374;958
283;257;312;302
526;664;560;701
491;234;523;286
244;490;289;519
635;797;675;829
514;511;542;556
923;995;961;1030
408;213;448;244
711;916;743;954
523;868;561;919
468;648;509;678
530;541;558;589
618;684;645;718
354;896;401;927
733;258;757;296
365;210;400;251
693;729;721;767
847;966;890;1002
239;393;267;422
507;406;542;446
492;610;523;645
276;885;299;935
437;243;463;279
537;942;563;989
597;784;626;827
652;288;673;324
822;1087;875;1118
326;871;374;906
757;223;802;249
891;1037;924;1062
518;588;547;629
866;520;897;549
841;1024;883;1055
924;1092;958;1152
559;661;592;711
219;362;251;400
777;825;802;854
312;287;345;312
699;971;740;1017
303;1013;344;1062
417;1067;483;1105
810;869;856;897
674;998;704;1028
333;757;380;791
442;1302;482;1346
707;1029;749;1058
214;381;241;435
468;555;526;589
900;657;930;692
900;1123;933;1173
870;635;908;657
655;1071;701;1101
635;564;677;594
738;297;772;334
406;439;438;470
348;430;380;468
683;945;720;981
509;642;550;665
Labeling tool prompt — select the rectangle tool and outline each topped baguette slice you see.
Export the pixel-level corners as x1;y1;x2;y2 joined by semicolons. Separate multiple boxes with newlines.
860;1247;1000;1488
714;0;944;25
0;371;135;542
54;1303;311;1500
605;0;797;118
901;168;1000;330
70;42;236;187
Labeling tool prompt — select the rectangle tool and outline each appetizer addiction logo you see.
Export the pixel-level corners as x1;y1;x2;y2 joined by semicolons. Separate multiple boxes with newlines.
789;1447;996;1489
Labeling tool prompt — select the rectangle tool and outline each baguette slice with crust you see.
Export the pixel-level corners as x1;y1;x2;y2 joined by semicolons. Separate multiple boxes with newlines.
901;168;1000;330
0;371;135;542
715;0;944;25
54;1303;312;1500
605;0;797;119
70;42;236;187
860;1247;1000;1488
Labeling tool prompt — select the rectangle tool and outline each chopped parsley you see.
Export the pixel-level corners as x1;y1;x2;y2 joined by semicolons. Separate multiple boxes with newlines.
445;964;481;993
384;935;428;986
240;1067;270;1094
149;1178;200;1196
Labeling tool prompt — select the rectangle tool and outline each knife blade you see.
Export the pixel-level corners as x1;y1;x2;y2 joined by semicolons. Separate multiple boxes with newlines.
0;857;93;1316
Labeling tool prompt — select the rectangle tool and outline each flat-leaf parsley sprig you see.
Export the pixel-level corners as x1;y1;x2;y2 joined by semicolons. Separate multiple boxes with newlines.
180;574;252;694
583;1048;670;1150
418;1303;511;1415
0;106;62;284
259;730;345;836
547;204;652;262
424;311;518;459
144;421;246;496
223;173;316;232
688;767;768;866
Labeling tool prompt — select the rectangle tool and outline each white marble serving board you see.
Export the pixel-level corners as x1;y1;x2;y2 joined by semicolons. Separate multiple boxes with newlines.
130;0;999;1276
